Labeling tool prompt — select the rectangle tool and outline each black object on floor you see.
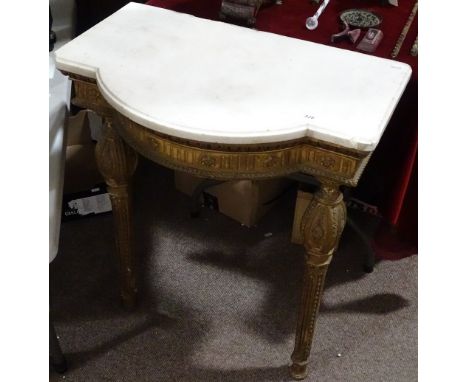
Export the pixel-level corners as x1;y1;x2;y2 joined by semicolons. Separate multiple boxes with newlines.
50;7;56;52
50;319;67;374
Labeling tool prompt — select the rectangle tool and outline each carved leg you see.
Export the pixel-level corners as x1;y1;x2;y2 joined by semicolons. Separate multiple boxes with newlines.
95;116;138;309
290;180;346;380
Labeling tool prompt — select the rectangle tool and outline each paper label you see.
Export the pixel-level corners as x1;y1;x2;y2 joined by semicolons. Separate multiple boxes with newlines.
68;193;112;216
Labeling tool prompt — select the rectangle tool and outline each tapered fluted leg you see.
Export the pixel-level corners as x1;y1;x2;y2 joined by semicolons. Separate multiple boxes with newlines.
290;180;346;380
96;116;138;309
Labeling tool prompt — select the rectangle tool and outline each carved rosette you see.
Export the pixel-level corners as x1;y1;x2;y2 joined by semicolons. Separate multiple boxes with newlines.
262;154;280;168
95;117;139;309
290;180;346;380
200;155;217;168
319;156;336;169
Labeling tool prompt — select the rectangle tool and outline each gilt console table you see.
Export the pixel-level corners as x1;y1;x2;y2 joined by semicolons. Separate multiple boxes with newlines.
55;3;411;379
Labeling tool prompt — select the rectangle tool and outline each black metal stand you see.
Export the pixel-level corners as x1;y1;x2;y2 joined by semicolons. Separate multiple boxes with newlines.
50;319;67;374
50;7;56;52
346;215;376;273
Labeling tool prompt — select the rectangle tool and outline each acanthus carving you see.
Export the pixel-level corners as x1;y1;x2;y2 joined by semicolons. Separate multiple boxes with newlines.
300;181;346;266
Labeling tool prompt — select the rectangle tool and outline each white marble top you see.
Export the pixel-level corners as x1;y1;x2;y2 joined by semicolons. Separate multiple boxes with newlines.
55;2;411;151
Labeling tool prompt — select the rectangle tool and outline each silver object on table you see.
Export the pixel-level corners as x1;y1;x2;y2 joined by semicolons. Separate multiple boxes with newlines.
340;9;382;29
305;0;331;31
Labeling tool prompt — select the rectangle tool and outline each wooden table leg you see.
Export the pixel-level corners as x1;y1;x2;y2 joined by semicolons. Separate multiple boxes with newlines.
95;116;138;309
290;179;346;380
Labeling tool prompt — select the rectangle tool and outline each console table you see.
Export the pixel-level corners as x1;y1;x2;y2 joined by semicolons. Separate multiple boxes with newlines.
55;3;411;379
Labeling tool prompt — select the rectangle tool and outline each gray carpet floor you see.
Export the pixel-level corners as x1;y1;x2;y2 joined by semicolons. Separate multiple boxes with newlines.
50;159;417;382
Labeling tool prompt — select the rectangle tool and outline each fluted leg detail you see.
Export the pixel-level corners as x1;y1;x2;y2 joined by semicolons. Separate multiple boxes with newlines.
95;116;138;309
290;180;346;380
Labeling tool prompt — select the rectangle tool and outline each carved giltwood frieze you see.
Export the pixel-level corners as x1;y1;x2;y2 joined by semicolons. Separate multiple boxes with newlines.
66;73;371;186
72;78;113;117
114;113;369;185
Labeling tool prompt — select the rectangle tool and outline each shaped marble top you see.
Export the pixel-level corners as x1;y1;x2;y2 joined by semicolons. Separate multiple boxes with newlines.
55;2;411;151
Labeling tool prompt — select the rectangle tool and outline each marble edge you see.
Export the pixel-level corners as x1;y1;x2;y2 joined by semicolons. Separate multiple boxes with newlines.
53;2;414;152
371;62;413;148
53;60;385;151
54;56;97;80
96;69;378;151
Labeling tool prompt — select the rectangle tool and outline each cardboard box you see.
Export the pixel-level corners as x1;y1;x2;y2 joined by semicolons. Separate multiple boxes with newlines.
174;172;292;227
62;110;111;220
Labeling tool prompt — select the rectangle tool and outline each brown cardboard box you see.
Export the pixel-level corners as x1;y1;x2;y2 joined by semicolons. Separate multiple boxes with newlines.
174;172;292;227
64;110;103;194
